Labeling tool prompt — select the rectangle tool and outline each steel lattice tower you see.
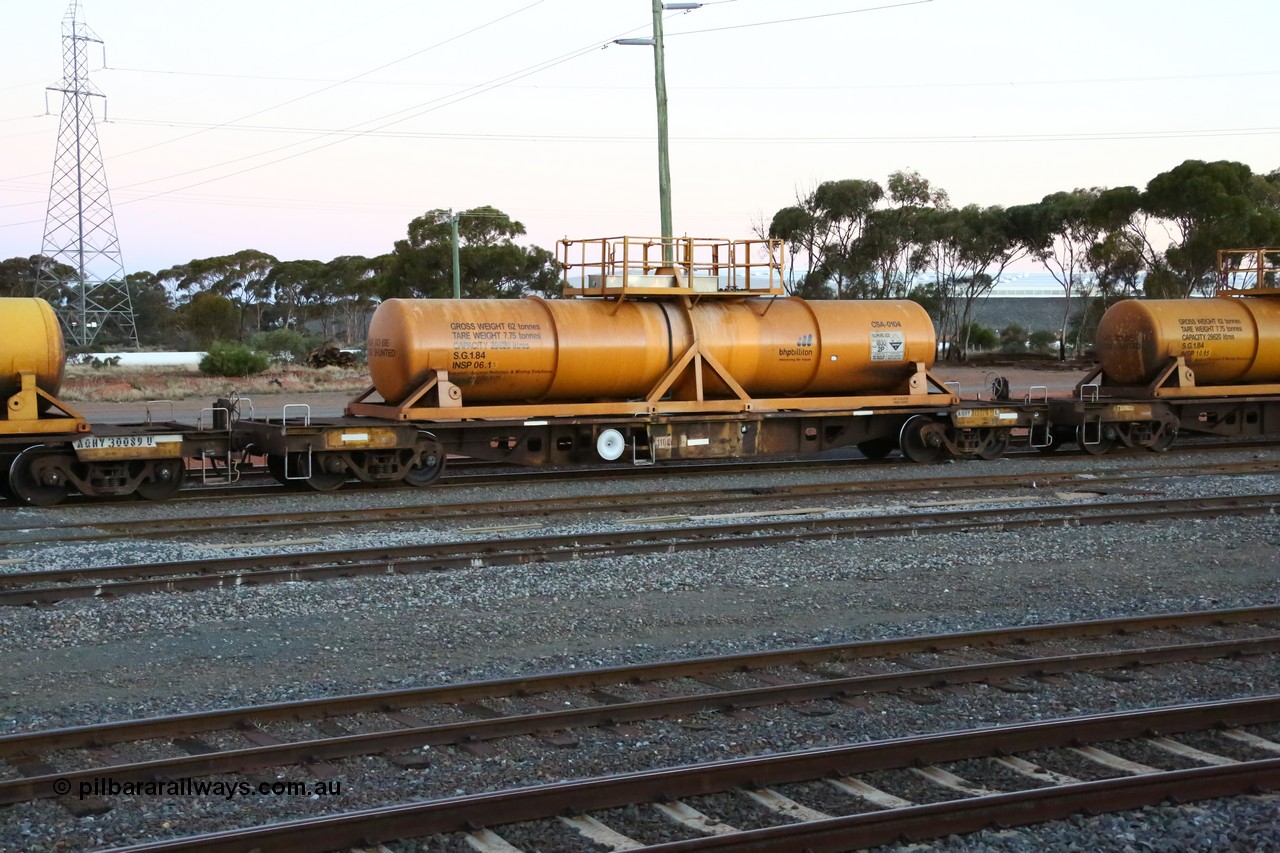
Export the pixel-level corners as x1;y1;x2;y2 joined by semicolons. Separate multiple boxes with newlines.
35;1;137;350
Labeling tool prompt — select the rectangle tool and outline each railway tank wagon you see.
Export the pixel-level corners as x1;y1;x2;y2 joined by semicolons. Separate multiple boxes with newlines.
347;236;1036;470
1043;250;1280;454
0;297;237;505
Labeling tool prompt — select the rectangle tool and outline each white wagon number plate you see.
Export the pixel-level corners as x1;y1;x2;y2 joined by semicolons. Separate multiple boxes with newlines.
74;434;182;450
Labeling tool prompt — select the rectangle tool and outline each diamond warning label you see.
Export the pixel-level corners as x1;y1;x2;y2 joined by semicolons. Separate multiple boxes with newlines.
870;330;905;362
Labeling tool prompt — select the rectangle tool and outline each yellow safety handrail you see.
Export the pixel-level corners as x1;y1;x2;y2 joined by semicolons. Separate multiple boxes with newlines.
1217;247;1280;296
558;236;786;297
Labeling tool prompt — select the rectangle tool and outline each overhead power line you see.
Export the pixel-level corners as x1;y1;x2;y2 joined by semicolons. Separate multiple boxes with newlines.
664;0;935;35
97;118;1280;144
94;66;1280;91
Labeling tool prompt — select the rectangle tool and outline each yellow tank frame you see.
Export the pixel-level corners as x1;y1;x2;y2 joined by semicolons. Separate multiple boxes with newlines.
1080;356;1280;400
347;360;957;421
1;371;89;436
558;235;787;299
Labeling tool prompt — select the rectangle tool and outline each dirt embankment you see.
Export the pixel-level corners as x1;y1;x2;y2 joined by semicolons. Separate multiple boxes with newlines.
60;365;371;403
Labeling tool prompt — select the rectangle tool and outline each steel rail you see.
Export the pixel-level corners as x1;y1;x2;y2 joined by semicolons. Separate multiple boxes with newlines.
98;696;1280;853
603;762;1280;852
4;605;1273;757
4;633;1277;807
2;492;1278;605
5;459;1277;545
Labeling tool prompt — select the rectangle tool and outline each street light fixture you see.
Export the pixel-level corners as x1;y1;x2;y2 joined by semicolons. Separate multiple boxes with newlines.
614;1;701;266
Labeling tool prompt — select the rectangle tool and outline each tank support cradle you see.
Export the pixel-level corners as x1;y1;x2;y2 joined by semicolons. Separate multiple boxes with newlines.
2;372;90;436
1081;357;1280;400
348;362;960;423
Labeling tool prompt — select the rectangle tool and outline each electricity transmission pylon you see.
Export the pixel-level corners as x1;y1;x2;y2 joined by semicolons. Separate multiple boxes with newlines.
35;1;137;350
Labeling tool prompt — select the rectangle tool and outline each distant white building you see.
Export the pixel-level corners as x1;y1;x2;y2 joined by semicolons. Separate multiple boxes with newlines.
990;272;1098;298
73;352;205;367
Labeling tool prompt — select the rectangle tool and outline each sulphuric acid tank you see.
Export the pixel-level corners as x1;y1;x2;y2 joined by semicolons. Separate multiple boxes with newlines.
367;296;936;405
0;297;66;400
1095;297;1280;386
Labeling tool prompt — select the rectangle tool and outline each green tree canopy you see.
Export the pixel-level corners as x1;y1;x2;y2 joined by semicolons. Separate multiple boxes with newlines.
1008;189;1103;360
768;178;883;299
923;204;1021;360
156;249;279;336
179;292;240;346
1;255;73;299
1141;160;1280;296
124;270;177;347
382;206;558;300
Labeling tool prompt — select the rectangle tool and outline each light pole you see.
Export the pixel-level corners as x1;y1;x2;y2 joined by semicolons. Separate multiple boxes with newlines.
616;1;700;267
448;209;461;299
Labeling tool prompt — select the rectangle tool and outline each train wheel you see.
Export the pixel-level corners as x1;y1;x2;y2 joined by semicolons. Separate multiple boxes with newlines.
1147;421;1178;452
1077;423;1114;456
300;453;348;492
266;453;346;491
404;448;446;487
899;415;946;464
976;429;1011;460
8;446;71;506
857;436;897;460
136;459;186;501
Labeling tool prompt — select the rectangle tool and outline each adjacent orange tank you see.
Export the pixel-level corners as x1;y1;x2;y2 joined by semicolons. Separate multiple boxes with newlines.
1095;297;1280;386
0;297;65;400
368;297;936;405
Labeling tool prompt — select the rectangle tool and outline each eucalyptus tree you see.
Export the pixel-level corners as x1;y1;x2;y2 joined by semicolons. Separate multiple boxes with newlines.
767;179;883;299
382;206;558;300
859;170;947;299
923;204;1022;360
1074;230;1145;350
0;254;71;298
177;292;240;346
765;202;826;297
123;270;177;347
809;178;883;298
1093;161;1280;298
1008;190;1103;360
1141;159;1280;296
155;249;279;337
311;255;387;344
264;259;327;331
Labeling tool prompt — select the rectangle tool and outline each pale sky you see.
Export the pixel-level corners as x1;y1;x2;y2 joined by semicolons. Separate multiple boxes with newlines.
2;0;1277;275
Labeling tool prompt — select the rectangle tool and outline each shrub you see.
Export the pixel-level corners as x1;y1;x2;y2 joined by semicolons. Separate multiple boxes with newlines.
248;328;318;363
199;341;270;377
1028;330;1059;355
999;324;1028;354
958;322;997;351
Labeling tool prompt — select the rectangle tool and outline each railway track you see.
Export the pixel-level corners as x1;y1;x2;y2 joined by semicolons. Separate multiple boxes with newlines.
103;696;1280;853
2;607;1275;849
0;607;1274;799
2;490;1278;605
5;458;1278;547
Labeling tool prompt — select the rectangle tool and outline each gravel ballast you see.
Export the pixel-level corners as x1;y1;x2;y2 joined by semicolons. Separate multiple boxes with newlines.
0;447;1278;851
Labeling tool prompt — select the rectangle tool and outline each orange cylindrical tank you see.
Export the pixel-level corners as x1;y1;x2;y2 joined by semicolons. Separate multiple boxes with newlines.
367;297;936;404
1095;297;1280;386
0;297;65;400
